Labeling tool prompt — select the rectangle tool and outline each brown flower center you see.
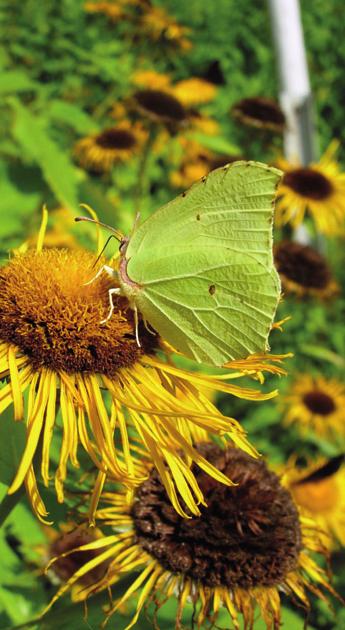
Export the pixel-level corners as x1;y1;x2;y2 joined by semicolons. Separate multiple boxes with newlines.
50;528;110;586
133;89;187;124
132;445;301;589
96;128;137;150
283;168;333;200
0;249;157;375
233;97;285;126
274;241;332;289
303;390;336;415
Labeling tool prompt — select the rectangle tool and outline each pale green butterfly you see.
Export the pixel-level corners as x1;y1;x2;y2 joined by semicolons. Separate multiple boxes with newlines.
77;161;282;367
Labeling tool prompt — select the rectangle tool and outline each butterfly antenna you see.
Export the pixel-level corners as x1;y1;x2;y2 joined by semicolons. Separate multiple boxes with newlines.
75;215;124;242
91;235;119;269
130;212;141;238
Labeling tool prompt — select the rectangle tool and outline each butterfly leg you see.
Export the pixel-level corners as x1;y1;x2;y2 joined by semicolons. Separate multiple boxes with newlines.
101;287;121;324
84;265;117;286
143;317;156;336
133;305;141;348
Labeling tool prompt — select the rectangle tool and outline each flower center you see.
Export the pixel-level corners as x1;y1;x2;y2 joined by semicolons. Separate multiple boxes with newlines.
0;249;157;375
134;89;187;123
274;241;331;289
96;128;137;150
283;168;333;200
234;97;285;125
132;445;302;589
292;477;339;514
303;390;336;415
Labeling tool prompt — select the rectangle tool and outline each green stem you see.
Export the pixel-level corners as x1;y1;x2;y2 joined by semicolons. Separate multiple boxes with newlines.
0;485;25;528
134;124;157;213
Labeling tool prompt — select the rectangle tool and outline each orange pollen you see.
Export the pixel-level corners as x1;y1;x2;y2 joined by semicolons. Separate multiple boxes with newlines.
0;249;157;375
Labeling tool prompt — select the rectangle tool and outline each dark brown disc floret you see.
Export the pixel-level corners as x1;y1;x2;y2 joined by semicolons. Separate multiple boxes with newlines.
303;390;336;416
95;128;138;150
132;89;187;127
231;97;285;132
274;241;332;290
283;168;333;201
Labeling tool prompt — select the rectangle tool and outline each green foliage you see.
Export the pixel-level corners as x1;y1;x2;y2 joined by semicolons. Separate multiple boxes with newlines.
0;0;345;629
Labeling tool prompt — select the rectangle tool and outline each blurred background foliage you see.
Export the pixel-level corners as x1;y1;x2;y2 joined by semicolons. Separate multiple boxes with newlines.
0;0;345;628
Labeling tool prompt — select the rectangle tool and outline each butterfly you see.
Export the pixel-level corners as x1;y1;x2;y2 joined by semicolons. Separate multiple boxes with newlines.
77;161;282;367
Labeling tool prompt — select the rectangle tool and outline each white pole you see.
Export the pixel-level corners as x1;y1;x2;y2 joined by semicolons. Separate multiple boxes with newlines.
268;0;318;165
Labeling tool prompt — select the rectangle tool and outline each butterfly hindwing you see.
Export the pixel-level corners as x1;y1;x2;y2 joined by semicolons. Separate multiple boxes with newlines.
127;245;280;366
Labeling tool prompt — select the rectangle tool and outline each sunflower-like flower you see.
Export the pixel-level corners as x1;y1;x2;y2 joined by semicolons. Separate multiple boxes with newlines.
84;1;124;21
275;142;345;234
74;122;146;173
0;221;285;522
132;69;172;91
172;78;217;106
131;88;188;132
285;455;345;548
283;374;345;439
138;5;192;51
44;445;335;629
274;240;339;299
170;139;244;189
231;97;285;133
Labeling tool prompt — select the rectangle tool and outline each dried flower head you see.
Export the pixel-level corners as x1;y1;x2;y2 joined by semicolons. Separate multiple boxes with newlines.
45;445;335;629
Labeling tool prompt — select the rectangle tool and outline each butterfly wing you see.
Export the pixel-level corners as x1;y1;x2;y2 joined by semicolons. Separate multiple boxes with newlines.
126;161;281;267
127;245;280;366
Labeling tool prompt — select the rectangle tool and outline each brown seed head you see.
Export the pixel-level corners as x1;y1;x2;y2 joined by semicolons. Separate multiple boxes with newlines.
132;445;302;589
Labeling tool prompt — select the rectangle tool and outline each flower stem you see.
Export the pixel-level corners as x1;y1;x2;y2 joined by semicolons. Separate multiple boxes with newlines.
135;124;157;212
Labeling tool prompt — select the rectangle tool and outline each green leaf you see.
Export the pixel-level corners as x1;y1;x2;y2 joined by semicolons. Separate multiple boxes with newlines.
0;409;26;488
0;72;37;95
47;101;98;135
9;98;80;211
190;131;240;156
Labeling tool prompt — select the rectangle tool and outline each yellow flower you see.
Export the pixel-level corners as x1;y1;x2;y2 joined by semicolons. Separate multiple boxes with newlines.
285;455;345;548
188;109;220;135
44;445;335;629
172;78;217;106
275;142;345;235
283;374;345;440
139;6;192;51
74;122;146;173
84;1;124;21
274;240;339;299
15;207;78;253
132;70;172;91
231;97;285;132
170;138;245;189
0;217;285;522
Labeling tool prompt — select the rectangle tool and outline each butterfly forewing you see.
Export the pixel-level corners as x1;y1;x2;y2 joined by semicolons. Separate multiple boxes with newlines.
126;161;281;268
